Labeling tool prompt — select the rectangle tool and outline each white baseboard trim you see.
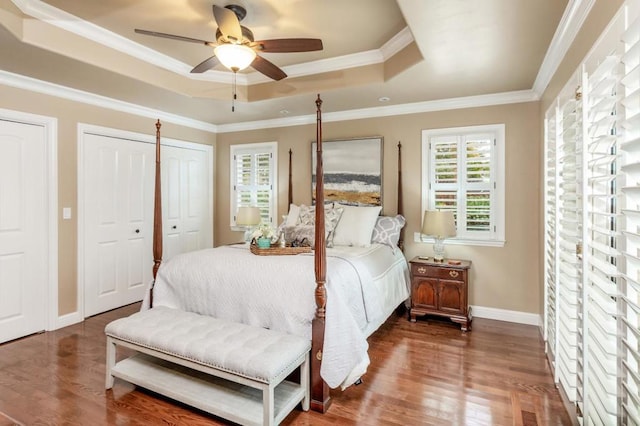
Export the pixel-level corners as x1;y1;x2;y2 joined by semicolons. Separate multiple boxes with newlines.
53;311;83;330
471;305;541;326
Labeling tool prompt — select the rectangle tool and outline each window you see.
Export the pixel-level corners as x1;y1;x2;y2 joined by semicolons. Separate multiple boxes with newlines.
420;124;505;246
230;142;277;227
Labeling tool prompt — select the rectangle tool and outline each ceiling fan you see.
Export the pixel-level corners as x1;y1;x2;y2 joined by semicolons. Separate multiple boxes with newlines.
135;4;323;81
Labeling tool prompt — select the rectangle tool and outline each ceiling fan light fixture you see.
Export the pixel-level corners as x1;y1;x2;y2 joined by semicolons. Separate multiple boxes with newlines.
214;44;256;72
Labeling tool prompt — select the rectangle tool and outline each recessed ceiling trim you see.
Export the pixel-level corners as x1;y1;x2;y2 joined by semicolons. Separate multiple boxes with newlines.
532;0;595;95
11;0;414;87
0;66;538;134
380;27;414;60
0;69;218;132
216;90;540;133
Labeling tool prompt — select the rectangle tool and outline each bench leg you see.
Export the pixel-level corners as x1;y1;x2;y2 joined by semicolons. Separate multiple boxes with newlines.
301;352;310;411
263;384;275;426
105;336;116;389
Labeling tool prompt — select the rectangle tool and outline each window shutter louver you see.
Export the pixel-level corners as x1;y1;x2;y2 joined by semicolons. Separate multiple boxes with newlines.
620;11;640;425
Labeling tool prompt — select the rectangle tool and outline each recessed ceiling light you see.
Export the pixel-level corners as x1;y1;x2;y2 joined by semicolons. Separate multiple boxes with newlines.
378;96;390;102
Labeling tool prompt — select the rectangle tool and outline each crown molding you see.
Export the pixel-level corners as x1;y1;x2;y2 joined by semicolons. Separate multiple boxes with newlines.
532;0;596;95
0;70;218;133
216;89;539;133
11;0;414;87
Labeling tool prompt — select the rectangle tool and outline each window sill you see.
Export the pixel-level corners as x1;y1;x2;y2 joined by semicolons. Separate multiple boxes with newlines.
413;232;505;248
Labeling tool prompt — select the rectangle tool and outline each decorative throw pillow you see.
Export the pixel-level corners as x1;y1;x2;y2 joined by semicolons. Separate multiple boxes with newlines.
285;204;301;226
283;224;315;246
286;204;343;247
332;205;382;247
297;203;333;225
371;215;406;253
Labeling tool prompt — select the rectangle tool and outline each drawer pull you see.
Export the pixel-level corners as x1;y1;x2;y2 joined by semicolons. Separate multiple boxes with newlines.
417;266;427;274
449;270;459;278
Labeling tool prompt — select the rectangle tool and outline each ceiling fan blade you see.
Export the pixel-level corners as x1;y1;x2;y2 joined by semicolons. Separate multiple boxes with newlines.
251;55;287;81
135;29;214;46
253;38;323;53
191;56;220;73
212;5;243;43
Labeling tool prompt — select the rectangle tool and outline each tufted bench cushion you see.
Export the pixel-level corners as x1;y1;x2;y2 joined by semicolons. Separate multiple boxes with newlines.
105;306;310;384
105;306;310;425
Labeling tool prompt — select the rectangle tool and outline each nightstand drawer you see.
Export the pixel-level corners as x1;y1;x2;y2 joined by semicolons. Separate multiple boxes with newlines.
411;264;465;281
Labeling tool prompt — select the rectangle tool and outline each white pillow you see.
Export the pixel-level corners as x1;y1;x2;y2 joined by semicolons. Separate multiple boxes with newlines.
332;205;382;247
285;204;301;226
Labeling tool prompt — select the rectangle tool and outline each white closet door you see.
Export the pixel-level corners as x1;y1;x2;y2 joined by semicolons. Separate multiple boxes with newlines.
162;145;211;261
0;120;47;343
83;134;154;317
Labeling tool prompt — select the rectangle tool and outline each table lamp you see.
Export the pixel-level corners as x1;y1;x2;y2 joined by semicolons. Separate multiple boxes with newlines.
236;206;261;242
421;210;456;262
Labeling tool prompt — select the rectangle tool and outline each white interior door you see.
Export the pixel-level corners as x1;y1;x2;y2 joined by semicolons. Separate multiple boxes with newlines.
0;120;47;343
163;145;210;261
83;134;154;317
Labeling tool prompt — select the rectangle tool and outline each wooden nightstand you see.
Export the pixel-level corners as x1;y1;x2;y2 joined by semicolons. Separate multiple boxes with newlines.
409;257;472;331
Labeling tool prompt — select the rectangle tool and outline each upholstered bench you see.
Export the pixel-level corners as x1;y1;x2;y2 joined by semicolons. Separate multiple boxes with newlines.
105;306;310;426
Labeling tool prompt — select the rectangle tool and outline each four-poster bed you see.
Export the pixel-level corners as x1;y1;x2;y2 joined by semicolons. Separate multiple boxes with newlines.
145;95;408;413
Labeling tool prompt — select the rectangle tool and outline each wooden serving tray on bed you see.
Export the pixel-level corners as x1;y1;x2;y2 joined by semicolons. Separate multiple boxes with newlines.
250;244;312;256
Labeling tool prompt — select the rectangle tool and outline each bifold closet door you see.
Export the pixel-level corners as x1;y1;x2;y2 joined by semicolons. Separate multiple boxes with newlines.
82;134;154;317
162;145;210;261
0;120;47;343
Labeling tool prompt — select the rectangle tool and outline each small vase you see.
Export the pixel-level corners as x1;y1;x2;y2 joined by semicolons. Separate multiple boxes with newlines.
257;237;271;249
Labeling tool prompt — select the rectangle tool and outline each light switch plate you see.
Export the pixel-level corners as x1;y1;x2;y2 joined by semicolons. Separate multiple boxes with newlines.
63;207;72;220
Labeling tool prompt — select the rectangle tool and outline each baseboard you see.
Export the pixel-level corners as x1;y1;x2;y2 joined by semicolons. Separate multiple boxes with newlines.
471;305;540;326
53;311;83;330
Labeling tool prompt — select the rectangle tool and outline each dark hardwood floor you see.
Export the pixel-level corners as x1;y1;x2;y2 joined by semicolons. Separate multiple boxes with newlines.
0;304;571;425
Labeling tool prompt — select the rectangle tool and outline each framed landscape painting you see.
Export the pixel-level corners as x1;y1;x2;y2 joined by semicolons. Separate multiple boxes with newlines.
312;136;383;206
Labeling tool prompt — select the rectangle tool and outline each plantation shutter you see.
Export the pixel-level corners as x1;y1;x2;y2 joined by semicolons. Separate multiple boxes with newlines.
584;56;620;424
543;2;640;423
556;95;582;403
463;134;493;234
620;11;640;424
544;110;559;368
231;144;276;226
430;136;458;216
429;133;494;239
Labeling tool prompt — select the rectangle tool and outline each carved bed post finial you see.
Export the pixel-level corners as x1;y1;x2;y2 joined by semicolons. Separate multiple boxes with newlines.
150;119;163;308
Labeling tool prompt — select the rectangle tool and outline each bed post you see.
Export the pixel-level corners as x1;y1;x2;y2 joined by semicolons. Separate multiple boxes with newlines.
288;149;293;207
311;94;331;412
149;119;163;308
397;141;404;251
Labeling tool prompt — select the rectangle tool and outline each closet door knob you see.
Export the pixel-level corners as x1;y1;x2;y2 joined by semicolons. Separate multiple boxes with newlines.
135;229;140;234
172;225;177;229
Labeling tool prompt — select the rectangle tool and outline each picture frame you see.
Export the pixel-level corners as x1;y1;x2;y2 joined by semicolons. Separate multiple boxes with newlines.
312;136;383;206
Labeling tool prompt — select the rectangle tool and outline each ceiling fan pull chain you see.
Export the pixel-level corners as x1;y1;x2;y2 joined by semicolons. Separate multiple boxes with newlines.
232;71;237;112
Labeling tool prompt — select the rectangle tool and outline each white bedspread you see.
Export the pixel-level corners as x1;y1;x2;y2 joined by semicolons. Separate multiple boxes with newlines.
143;243;410;389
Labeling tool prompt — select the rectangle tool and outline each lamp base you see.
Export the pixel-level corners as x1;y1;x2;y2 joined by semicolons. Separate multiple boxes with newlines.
433;237;445;262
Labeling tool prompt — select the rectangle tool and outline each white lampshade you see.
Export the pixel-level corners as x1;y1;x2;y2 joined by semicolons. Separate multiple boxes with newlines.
214;44;256;72
421;210;456;238
236;206;261;226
